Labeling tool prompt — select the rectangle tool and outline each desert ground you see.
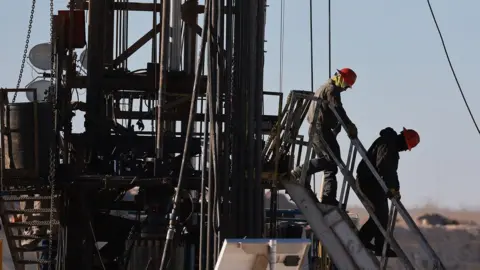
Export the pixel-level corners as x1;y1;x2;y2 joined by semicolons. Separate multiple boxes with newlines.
2;193;479;269
266;192;480;270
349;206;480;270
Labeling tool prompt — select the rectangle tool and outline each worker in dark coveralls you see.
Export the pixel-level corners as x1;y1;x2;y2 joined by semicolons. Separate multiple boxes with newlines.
357;127;420;257
289;68;359;206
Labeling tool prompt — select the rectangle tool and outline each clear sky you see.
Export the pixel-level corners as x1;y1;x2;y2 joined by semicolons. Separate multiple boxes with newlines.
1;0;479;209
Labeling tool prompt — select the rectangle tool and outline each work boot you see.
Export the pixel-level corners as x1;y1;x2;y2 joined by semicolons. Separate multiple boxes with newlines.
320;196;340;207
375;248;398;258
362;242;375;250
363;242;397;257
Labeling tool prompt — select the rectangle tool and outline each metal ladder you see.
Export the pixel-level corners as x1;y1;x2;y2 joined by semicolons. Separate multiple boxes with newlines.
0;191;59;269
263;90;446;270
263;91;379;269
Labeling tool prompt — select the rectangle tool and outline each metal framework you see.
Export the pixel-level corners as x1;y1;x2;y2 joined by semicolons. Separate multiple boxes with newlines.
0;0;272;269
0;1;447;270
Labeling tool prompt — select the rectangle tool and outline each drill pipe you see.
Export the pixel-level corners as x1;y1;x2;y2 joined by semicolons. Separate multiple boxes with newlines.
158;0;211;269
155;0;170;159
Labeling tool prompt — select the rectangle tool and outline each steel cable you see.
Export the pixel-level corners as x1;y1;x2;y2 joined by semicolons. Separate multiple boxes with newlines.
426;0;480;135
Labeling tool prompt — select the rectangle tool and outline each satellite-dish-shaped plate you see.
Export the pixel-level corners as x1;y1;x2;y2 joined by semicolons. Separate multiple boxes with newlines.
28;43;52;70
79;49;88;69
25;80;54;102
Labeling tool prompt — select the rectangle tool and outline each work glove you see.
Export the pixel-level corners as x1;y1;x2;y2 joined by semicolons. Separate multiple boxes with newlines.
345;123;358;139
387;189;401;200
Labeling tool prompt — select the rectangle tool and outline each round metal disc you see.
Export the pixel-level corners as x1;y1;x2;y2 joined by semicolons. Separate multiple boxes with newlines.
25;80;54;102
28;43;52;70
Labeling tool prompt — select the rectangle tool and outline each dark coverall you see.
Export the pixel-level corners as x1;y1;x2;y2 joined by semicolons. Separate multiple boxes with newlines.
295;79;354;204
356;127;400;253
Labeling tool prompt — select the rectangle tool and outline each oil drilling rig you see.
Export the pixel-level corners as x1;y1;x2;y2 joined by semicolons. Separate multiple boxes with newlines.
0;0;447;270
1;0;275;269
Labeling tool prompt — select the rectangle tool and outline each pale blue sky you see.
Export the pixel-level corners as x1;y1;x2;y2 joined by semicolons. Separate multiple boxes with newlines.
1;1;479;209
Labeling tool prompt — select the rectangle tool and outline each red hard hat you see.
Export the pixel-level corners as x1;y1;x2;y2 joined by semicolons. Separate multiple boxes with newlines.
337;68;357;87
402;128;420;150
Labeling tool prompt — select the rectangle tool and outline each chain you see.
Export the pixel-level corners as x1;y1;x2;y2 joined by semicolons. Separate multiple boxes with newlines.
47;0;56;269
13;0;37;103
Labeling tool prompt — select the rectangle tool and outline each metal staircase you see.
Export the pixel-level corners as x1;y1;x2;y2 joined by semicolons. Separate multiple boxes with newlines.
262;90;446;270
0;88;60;270
0;190;59;269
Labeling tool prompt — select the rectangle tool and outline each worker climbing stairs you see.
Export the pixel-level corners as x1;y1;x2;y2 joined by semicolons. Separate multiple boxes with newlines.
262;90;446;270
0;190;60;269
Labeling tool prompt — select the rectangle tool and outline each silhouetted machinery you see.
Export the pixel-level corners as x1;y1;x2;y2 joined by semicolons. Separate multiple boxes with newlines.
0;0;276;269
2;2;447;270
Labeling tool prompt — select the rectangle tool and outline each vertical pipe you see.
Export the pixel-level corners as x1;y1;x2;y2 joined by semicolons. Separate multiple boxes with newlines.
181;0;196;175
215;0;224;256
64;4;74;168
255;0;267;238
222;0;233;240
224;0;236;238
206;0;221;264
151;0;159;175
210;0;220;261
119;0;125;68
205;4;214;268
230;0;241;237
115;0;120;60
206;147;213;270
123;1;129;68
269;0;279;238
170;0;182;70
206;0;219;256
160;0;211;268
308;0;317;196
236;0;246;238
245;0;255;237
156;0;171;159
199;102;208;270
152;0;158;63
86;0;105;165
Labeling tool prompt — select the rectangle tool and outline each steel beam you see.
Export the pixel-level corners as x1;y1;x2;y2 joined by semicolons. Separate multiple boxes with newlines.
83;2;164;12
85;0;106;154
112;22;162;67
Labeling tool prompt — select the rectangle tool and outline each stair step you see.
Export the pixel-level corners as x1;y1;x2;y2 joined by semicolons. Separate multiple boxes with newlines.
7;220;59;227
5;208;57;214
16;259;54;264
1;195;56;201
10;234;52;240
0;190;53;196
14;246;49;252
